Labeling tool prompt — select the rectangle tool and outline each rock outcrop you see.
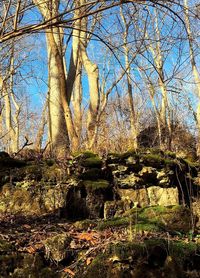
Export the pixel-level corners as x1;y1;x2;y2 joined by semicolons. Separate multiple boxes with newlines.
0;149;199;220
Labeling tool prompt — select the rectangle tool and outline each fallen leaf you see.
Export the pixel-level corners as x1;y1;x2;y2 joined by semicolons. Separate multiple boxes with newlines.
63;268;75;276
23;224;31;229
75;231;99;244
86;257;93;265
25;246;36;254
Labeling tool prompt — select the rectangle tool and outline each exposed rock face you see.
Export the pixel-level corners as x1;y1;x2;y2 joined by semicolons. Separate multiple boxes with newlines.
0;149;199;221
0;149;200;278
117;187;179;208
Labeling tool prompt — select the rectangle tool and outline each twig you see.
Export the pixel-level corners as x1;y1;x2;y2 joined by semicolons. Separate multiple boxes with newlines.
13;136;33;157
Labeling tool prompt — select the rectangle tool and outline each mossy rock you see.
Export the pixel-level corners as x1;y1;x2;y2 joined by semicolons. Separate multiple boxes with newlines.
97;217;130;230
107;151;139;164
83;179;110;190
9;164;42;183
82;240;200;278
10;189;41;214
79;168;103;180
81;157;102;168
0;253;23;277
74;151;98;159
74;219;97;230
141;154;175;168
42;165;64;182
137;205;192;233
98;205;192;234
169;241;198;262
0;252;59;278
44;234;72;262
0;252;57;278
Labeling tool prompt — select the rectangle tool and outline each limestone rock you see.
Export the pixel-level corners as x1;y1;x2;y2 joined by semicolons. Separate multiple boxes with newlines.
147;186;179;206
118;188;149;207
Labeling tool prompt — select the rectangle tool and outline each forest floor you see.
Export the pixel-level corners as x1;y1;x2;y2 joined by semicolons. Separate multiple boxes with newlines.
1;211;199;277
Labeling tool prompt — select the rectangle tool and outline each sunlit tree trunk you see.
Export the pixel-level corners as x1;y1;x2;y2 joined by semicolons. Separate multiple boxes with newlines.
65;6;83;151
35;99;47;152
0;45;20;154
79;0;100;149
33;0;70;157
71;60;82;148
121;8;138;150
9;44;20;153
147;10;172;150
184;0;200;156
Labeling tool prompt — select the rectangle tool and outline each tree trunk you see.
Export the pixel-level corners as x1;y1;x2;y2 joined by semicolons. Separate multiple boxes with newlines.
33;0;70;157
184;0;200;156
79;0;100;149
72;60;82;148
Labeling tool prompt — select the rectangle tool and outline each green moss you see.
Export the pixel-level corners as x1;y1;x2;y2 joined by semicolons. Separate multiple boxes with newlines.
82;151;98;158
169;241;199;262
97;217;129;230
134;222;162;232
15;180;35;188
142;153;175;167
100;205;191;234
83;179;109;190
74;151;98;158
119;149;138;159
108;242;144;260
81;157;102;168
138;205;191;233
83;253;108;278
